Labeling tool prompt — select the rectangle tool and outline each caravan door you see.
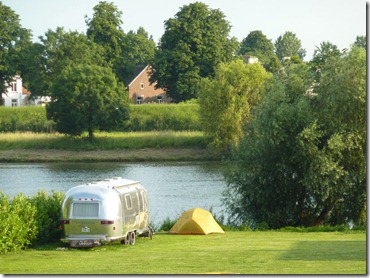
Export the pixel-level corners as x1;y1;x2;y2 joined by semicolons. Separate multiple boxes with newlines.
137;188;149;230
122;193;137;230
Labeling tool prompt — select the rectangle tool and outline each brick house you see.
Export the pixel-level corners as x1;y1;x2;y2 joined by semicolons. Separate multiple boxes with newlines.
127;65;171;104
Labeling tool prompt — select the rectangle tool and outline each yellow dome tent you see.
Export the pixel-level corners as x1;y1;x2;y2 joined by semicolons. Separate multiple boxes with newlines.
169;208;225;235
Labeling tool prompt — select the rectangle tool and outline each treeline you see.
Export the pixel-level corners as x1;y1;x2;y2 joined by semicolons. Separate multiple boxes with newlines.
0;1;365;141
0;103;201;133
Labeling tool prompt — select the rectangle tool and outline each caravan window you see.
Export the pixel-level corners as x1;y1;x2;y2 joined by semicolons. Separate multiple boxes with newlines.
125;194;132;210
72;203;99;217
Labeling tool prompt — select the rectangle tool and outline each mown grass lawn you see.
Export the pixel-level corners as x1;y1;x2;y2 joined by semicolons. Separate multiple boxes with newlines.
0;231;366;274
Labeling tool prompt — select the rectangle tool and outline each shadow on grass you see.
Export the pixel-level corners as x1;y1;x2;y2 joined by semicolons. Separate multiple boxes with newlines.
279;241;366;261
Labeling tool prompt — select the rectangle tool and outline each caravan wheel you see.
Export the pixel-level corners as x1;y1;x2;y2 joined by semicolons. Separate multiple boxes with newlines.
121;238;129;245
122;232;136;245
122;234;130;245
129;232;136;245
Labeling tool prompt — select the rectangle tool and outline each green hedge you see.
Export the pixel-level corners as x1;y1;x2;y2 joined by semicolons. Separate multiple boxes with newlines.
0;191;64;254
0;103;201;133
0;106;52;133
123;103;201;131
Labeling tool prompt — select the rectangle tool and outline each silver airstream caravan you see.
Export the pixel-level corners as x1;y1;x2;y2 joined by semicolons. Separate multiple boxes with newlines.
60;177;152;247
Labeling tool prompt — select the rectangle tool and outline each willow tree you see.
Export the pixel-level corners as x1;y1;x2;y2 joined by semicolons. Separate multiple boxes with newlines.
223;46;366;228
199;59;271;152
308;46;366;226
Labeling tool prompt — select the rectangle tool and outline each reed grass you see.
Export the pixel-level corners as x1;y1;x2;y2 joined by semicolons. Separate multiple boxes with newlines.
0;131;206;151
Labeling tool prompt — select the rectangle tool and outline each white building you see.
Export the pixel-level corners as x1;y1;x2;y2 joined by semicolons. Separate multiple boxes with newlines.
2;76;49;106
2;75;24;106
244;55;259;64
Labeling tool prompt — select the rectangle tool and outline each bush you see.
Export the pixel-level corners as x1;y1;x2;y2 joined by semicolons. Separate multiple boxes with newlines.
30;190;64;244
0;192;37;253
158;217;178;232
0;190;64;254
254;221;270;231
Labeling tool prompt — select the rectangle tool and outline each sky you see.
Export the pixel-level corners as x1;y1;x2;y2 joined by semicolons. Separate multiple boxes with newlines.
1;0;366;61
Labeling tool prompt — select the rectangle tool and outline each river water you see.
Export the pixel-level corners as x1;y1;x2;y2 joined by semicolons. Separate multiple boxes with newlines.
0;161;227;226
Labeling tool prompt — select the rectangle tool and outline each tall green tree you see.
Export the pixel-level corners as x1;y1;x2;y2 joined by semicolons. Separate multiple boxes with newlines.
85;1;125;65
115;27;156;85
199;59;271;152
22;27;105;97
223;62;315;228
274;31;306;61
309;46;366;226
223;46;366;228
47;64;130;141
310;41;341;74
151;2;238;102
354;35;366;50
18;42;45;95
0;2;32;104
238;30;280;72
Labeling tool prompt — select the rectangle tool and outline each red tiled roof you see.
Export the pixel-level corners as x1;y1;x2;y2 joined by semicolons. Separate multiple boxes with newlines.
22;86;31;95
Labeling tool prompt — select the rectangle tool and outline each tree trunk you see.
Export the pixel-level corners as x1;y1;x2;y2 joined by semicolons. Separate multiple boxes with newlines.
313;197;340;226
313;205;332;226
88;128;94;143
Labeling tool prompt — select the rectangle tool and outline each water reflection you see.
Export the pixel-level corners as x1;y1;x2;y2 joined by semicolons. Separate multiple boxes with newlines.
0;162;226;225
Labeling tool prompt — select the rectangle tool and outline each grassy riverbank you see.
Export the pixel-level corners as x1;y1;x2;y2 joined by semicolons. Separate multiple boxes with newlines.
0;231;366;274
0;131;220;162
0;148;219;162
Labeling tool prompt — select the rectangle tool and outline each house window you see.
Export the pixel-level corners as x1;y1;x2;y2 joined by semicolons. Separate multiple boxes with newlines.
156;96;163;104
10;82;17;92
140;82;144;90
11;99;18;107
136;96;144;104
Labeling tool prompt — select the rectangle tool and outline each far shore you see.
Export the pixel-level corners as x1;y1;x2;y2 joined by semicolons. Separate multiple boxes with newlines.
0;148;221;163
